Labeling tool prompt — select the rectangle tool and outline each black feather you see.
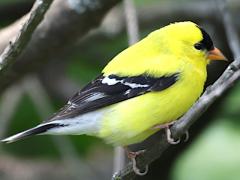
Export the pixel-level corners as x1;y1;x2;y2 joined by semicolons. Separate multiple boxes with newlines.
47;73;180;121
1;123;65;143
198;27;214;51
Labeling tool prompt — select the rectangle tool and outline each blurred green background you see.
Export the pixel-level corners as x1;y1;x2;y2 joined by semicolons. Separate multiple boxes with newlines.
0;0;240;180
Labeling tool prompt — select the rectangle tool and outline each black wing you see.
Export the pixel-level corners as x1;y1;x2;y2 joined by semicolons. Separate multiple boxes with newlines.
48;73;179;121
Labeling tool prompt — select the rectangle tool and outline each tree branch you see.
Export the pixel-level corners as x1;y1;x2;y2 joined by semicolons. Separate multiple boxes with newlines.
112;1;240;179
0;0;53;72
0;0;121;95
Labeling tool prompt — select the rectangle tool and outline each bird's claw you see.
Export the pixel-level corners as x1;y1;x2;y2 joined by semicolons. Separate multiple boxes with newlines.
152;121;190;144
131;156;149;176
125;148;148;176
166;128;189;144
165;127;180;144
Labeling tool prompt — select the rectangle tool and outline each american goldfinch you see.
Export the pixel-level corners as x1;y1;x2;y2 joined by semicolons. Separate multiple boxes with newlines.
2;21;226;149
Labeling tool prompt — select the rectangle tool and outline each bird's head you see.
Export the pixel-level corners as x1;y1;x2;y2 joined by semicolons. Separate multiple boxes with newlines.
151;21;227;63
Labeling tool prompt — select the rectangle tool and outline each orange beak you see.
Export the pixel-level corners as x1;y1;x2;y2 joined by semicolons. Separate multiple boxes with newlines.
207;47;228;61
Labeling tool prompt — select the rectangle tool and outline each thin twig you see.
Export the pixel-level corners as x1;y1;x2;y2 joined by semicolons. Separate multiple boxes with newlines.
113;147;126;173
0;0;53;71
112;1;240;179
124;0;139;45
218;0;240;59
0;84;24;146
113;0;140;173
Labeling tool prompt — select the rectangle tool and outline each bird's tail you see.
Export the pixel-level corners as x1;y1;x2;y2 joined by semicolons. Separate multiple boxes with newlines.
1;123;63;143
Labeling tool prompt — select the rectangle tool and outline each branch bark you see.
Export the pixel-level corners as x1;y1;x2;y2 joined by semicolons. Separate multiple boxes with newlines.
0;0;121;95
0;0;53;72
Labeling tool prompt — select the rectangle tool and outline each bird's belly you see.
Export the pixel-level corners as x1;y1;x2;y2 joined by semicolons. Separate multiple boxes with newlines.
98;76;205;146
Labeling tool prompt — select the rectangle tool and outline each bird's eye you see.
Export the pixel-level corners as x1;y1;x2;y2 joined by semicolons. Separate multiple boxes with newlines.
194;43;204;50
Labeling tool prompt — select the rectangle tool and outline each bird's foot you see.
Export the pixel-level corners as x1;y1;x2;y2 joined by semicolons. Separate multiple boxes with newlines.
152;121;180;144
124;147;148;176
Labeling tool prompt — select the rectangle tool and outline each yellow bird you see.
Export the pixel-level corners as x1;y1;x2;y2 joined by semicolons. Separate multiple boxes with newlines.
1;21;226;173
